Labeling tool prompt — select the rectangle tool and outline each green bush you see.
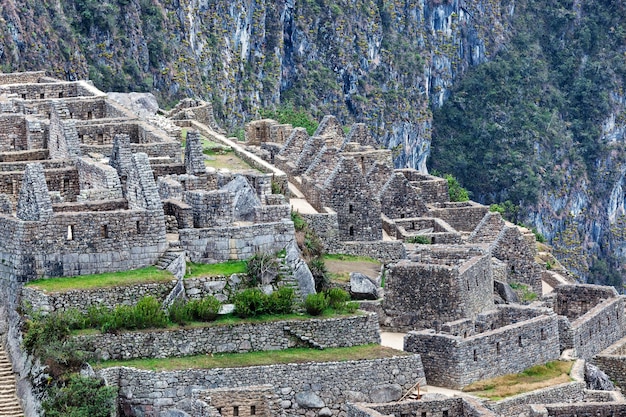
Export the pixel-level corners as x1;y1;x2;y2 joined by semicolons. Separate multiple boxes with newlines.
233;288;267;318
345;301;360;313
246;251;284;287
326;288;350;309
267;286;295;314
43;375;116;417
291;210;307;232
188;296;221;321
23;313;71;357
133;296;168;329
406;235;431;244
304;293;329;316
168;299;193;325
444;173;470;202
308;257;329;292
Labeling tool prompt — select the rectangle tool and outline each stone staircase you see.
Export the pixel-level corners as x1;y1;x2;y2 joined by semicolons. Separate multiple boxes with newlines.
284;325;324;350
156;247;185;270
0;347;23;417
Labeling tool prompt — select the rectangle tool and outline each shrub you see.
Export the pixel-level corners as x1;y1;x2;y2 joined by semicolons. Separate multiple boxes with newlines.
42;375;116;417
189;296;221;321
133;296;168;329
234;289;267;318
308;257;329;292
23;313;70;357
267;286;295;314
444;173;470;202
291;210;307;232
304;293;328;316
246;251;284;286
345;301;360;313
326;288;350;309
406;235;431;244
168;298;193;325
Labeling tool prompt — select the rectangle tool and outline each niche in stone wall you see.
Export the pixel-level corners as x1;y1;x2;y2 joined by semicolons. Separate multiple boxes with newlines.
67;225;74;240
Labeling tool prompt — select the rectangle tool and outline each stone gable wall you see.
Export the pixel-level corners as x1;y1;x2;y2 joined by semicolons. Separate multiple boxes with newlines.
99;355;424;417
0;114;27;151
74;313;380;360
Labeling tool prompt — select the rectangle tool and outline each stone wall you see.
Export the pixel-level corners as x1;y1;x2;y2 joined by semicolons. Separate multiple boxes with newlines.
99;355;425;417
75;157;123;200
530;403;626;416
0;208;167;281
593;336;626;388
554;284;618;320
383;253;493;330
347;397;497;417
180;221;295;263
428;201;489;233
21;281;175;314
0;70;46;84
327;241;406;263
405;311;560;388
0;81;94;99
75;313;381;360
568;296;626;359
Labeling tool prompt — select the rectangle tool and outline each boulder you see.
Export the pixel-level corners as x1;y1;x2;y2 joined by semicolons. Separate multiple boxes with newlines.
295;391;325;408
494;280;519;304
160;410;192;417
107;92;159;118
221;175;261;221
369;384;402;403
585;363;615;391
350;272;379;300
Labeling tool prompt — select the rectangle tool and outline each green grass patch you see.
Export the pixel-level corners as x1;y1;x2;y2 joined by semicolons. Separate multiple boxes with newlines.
462;361;574;400
323;254;380;263
25;267;174;292
93;344;406;371
509;282;538;302
185;261;247;278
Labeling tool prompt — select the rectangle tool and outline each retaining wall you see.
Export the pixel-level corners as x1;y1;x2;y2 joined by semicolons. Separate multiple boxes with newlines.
99;354;424;417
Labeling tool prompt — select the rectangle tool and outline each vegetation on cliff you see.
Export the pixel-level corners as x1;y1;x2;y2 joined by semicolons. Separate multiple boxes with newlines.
430;0;626;286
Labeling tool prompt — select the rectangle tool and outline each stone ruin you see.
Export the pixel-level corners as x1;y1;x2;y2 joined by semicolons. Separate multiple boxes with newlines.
0;71;625;417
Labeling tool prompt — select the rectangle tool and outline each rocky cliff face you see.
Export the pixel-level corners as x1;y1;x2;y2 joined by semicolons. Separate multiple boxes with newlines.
0;0;511;169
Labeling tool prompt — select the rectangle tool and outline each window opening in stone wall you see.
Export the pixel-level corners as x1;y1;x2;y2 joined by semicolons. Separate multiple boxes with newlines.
233;406;239;416
40;93;44;99
349;226;354;236
97;133;104;144
518;336;522;347
251;405;256;415
467;280;470;291
21;94;26;99
496;342;500;354
70;112;74;119
473;349;477;361
541;328;546;340
88;111;93;119
443;410;449;417
101;224;109;238
67;225;74;241
58;92;63;98
136;221;141;234
463;331;467;338
349;204;353;213
63;178;70;192
422;413;427;417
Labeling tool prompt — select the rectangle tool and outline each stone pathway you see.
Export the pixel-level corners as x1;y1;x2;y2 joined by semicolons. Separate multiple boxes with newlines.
0;347;23;417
